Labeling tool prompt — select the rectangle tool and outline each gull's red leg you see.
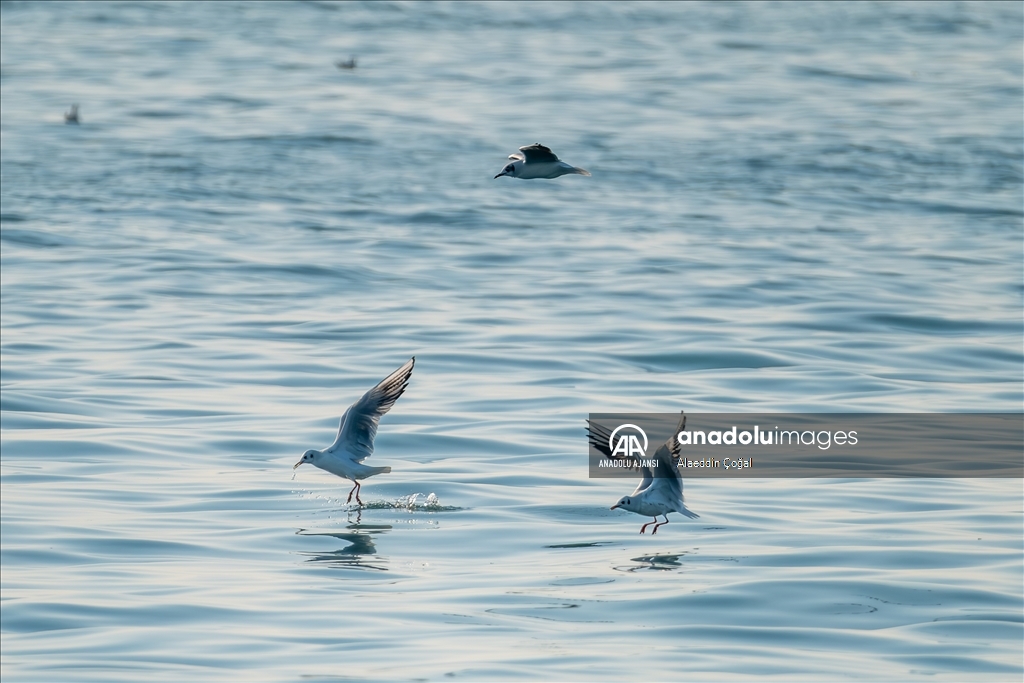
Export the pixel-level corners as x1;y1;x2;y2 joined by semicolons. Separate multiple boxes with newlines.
346;481;358;505
651;515;669;534
354;481;363;507
639;518;657;534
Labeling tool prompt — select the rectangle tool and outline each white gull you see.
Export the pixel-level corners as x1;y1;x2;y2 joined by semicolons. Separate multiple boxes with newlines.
589;411;700;534
294;358;414;506
494;143;590;180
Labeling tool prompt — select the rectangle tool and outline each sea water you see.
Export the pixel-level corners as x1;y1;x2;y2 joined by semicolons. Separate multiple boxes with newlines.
1;2;1021;681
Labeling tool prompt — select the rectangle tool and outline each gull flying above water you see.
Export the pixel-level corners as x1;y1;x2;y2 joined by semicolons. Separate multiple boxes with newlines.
294;358;414;506
494;143;591;180
589;411;700;534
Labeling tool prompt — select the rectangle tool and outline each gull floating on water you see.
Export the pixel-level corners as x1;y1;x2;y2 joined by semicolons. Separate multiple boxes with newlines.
494;143;590;180
294;358;414;506
64;104;79;125
335;56;357;70
589;412;699;534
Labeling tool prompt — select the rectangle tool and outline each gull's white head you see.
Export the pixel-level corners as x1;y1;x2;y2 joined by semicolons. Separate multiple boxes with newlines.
294;449;319;469
610;495;637;512
494;160;521;179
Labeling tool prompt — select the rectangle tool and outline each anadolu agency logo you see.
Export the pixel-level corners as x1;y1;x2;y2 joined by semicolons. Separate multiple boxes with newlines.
609;424;648;458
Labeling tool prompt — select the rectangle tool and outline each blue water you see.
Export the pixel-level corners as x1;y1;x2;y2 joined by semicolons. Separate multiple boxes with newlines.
1;1;1022;680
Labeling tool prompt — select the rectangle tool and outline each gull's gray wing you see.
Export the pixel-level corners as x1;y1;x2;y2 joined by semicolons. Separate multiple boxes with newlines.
650;411;700;518
328;358;415;462
650;411;685;495
630;464;655;497
665;411;686;465
508;152;524;161
587;419;653;496
518;143;560;163
586;419;615;458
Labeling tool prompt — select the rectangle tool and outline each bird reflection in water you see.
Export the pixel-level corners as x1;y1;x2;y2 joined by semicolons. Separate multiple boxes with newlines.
296;520;392;572
614;551;690;573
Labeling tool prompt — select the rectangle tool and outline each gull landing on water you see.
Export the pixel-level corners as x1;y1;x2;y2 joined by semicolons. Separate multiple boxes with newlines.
294;358;414;506
589;411;700;534
494;143;591;180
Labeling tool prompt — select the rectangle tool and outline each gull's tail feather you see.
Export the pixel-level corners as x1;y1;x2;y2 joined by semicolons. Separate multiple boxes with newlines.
679;505;700;519
574;167;591;176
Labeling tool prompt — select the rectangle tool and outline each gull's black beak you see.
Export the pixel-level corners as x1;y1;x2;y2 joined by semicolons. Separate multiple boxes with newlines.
610;504;619;510
293;459;304;470
494;173;503;179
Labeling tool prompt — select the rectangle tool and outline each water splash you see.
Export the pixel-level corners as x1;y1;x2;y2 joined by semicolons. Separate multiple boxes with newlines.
358;493;462;512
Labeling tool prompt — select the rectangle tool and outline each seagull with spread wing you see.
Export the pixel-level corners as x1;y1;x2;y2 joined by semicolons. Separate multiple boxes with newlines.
494;143;591;180
294;358;414;506
589;411;700;534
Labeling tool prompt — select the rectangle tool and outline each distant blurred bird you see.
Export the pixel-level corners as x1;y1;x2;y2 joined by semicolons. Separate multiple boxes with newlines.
494;143;590;180
64;104;79;124
293;358;414;506
335;56;357;70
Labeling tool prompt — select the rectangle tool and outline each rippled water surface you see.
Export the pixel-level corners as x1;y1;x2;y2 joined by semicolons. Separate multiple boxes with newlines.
2;2;1022;681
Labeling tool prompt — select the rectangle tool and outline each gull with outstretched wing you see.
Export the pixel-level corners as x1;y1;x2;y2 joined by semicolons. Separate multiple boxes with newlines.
494;143;591;180
589;412;699;534
294;358;414;506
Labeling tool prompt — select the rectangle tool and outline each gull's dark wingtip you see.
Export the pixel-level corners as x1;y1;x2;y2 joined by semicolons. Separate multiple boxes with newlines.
517;142;560;163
